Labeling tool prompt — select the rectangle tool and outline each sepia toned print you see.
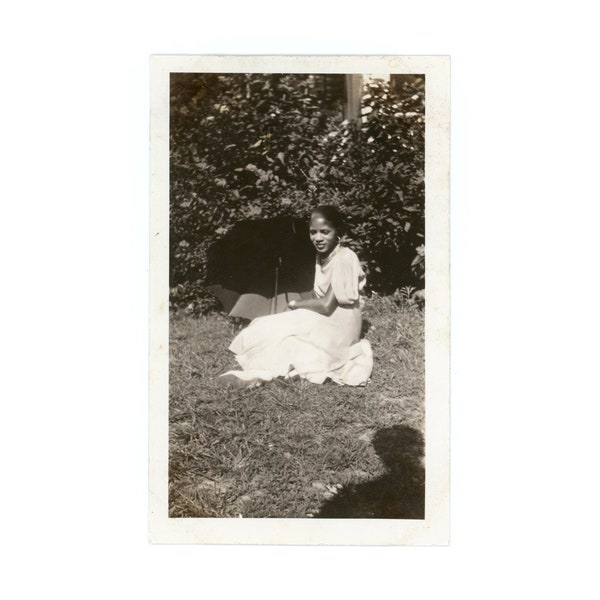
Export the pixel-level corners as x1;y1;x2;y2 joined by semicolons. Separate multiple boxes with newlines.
150;55;449;544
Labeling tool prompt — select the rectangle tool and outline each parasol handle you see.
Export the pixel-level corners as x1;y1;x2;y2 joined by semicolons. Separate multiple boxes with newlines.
271;257;281;314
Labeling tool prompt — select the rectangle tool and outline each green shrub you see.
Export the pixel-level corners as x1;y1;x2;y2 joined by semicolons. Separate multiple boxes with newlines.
170;73;425;313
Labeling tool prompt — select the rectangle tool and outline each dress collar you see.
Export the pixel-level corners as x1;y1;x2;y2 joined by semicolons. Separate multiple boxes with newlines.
317;243;340;268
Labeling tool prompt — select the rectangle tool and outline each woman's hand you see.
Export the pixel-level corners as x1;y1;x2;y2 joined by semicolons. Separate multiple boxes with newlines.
287;300;298;310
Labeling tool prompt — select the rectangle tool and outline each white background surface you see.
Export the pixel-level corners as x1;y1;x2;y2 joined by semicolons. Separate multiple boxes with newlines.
1;1;599;598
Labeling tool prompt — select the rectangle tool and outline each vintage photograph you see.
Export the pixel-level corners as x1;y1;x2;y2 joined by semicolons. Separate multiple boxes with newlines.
150;56;449;544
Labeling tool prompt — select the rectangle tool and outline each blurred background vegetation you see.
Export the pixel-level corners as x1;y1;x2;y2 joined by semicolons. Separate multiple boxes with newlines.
170;72;425;314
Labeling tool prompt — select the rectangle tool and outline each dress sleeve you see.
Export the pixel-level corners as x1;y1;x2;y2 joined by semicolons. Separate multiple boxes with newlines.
330;249;363;305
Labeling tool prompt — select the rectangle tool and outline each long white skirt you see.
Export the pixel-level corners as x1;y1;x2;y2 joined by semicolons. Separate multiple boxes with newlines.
228;305;373;386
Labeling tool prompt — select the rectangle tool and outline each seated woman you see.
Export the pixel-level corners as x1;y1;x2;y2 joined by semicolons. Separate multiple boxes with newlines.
219;205;373;388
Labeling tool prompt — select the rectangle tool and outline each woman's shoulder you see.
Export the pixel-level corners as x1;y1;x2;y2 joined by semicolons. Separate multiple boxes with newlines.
334;245;361;265
330;246;365;279
328;245;365;302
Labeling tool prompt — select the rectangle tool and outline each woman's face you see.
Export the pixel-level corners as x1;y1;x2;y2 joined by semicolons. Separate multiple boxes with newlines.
309;214;338;257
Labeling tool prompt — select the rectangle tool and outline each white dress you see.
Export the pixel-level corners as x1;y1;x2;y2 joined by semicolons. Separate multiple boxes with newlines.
227;245;373;386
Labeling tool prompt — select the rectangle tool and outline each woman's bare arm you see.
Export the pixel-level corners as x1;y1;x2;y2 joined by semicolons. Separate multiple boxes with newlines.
290;286;337;316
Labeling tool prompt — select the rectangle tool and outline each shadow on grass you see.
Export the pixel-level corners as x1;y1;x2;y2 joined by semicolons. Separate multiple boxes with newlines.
315;424;425;519
361;318;371;338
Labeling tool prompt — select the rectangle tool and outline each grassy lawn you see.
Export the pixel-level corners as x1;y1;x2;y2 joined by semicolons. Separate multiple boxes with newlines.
169;294;425;518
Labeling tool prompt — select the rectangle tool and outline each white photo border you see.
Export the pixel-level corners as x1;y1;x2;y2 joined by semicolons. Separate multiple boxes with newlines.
149;55;450;545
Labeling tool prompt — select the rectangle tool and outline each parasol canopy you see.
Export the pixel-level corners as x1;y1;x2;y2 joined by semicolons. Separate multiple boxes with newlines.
207;216;316;320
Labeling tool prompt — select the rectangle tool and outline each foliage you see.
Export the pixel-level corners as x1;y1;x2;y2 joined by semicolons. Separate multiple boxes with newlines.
170;73;425;312
169;294;424;518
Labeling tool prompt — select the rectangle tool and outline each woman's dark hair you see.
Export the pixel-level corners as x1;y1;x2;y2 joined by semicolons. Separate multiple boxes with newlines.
311;205;345;235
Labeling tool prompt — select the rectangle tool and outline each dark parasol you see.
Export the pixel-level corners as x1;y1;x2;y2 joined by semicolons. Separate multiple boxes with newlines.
207;216;316;320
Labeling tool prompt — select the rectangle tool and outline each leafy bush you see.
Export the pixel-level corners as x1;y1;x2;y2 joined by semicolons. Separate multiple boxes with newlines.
170;73;425;313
